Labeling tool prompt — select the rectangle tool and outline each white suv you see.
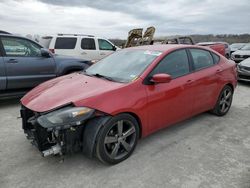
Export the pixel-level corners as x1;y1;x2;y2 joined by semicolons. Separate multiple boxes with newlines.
41;34;118;61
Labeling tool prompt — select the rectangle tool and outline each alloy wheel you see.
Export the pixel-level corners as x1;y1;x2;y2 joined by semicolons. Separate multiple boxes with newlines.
219;88;232;113
104;120;136;160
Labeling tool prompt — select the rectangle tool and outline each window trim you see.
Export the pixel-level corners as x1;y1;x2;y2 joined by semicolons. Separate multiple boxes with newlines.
81;38;96;50
144;48;192;85
0;36;43;57
187;48;217;72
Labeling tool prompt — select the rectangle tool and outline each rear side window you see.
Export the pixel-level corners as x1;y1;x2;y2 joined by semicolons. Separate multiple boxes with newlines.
190;49;214;70
211;52;220;64
55;37;77;49
150;49;190;79
81;38;96;50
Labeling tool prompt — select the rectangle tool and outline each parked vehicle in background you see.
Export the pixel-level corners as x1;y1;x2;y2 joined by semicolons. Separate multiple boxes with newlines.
39;35;53;48
230;43;246;55
197;42;230;58
124;27;228;58
46;34;119;61
21;44;237;164
197;42;226;57
237;58;250;82
231;43;250;63
163;36;195;45
0;33;91;98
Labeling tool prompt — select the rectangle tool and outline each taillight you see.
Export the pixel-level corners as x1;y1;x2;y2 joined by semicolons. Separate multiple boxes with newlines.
49;49;55;53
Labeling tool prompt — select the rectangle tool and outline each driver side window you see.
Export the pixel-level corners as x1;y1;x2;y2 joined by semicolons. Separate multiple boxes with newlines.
98;39;114;51
1;37;41;57
150;49;190;79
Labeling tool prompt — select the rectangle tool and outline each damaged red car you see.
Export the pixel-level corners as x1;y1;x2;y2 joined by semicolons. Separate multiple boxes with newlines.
20;45;237;164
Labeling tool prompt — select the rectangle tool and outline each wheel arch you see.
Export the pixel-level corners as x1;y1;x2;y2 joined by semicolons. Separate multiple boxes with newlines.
121;112;143;139
225;83;234;93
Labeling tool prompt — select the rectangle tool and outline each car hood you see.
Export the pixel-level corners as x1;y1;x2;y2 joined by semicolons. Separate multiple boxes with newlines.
21;73;125;112
240;58;250;67
233;50;250;55
230;47;239;51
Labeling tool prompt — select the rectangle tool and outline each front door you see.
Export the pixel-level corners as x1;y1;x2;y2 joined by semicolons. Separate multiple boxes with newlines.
145;49;195;133
1;36;56;89
97;39;116;60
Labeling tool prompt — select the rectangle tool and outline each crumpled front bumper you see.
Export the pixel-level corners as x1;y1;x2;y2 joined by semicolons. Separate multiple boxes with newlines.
20;105;84;157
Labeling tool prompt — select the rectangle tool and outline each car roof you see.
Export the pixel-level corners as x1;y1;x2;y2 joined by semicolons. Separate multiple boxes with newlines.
126;44;199;52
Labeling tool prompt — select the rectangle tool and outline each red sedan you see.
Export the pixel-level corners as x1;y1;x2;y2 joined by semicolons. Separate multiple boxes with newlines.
20;45;237;164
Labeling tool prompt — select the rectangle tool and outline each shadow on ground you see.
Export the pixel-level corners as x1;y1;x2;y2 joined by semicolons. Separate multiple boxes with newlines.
0;97;21;107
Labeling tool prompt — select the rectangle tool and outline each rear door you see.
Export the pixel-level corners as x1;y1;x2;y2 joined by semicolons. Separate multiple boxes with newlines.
1;36;56;89
79;37;98;60
97;38;116;60
53;37;78;57
188;48;222;114
0;42;6;90
145;49;196;133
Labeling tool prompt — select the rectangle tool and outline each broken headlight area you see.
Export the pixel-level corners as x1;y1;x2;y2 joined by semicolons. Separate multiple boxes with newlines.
21;105;97;157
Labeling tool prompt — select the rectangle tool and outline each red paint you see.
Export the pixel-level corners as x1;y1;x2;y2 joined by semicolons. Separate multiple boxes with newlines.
21;45;237;137
208;44;226;57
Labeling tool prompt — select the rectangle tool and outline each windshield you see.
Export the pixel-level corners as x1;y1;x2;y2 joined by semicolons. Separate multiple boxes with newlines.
85;50;162;82
240;44;250;50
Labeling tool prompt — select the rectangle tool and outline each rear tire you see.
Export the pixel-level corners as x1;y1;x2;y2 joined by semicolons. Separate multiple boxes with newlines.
95;114;139;165
211;85;233;116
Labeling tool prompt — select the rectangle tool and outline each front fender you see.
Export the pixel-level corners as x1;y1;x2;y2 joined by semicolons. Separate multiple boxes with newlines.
82;116;112;158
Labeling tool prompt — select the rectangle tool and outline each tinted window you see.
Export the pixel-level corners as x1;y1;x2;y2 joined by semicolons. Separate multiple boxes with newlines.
2;37;41;57
151;49;190;79
190;49;214;70
98;39;113;50
211;52;220;64
55;37;77;49
81;38;96;50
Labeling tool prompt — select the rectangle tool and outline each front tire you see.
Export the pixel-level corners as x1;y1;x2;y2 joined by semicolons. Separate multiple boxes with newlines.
211;85;233;116
95;114;139;164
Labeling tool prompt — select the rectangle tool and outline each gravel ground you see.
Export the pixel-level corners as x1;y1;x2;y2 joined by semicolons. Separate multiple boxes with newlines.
0;82;250;188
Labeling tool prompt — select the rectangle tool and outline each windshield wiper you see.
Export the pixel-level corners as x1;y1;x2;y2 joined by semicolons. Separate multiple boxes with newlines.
86;73;117;82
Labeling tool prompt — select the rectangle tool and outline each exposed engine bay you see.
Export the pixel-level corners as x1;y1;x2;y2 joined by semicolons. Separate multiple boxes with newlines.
20;105;110;158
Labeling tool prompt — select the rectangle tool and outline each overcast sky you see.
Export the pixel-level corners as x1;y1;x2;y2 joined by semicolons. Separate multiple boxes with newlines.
0;0;249;38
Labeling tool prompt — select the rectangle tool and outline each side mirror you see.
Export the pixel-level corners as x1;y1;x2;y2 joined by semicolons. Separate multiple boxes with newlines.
150;73;172;84
41;48;51;58
112;46;117;51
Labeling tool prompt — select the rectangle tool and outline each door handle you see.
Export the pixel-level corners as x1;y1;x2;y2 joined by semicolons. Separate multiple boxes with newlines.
81;52;87;55
7;59;18;63
216;69;222;73
185;79;194;85
100;53;106;55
